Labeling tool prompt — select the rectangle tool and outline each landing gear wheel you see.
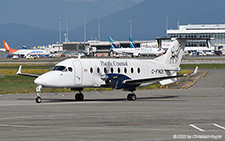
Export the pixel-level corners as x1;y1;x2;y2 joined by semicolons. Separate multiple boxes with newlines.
75;93;84;101
127;93;136;101
36;96;42;103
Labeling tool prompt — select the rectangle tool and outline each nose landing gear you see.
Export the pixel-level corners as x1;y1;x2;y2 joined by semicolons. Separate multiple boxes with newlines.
36;85;42;103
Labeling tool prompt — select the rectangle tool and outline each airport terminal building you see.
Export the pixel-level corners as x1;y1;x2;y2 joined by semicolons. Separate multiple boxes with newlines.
167;24;225;47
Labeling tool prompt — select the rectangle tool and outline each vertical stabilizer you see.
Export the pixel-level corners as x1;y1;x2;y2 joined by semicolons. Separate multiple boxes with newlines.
155;38;212;68
3;41;18;53
108;37;120;49
154;38;186;68
129;37;138;48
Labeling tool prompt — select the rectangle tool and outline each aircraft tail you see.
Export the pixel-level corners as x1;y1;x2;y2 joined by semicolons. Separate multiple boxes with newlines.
154;38;212;68
154;38;185;68
129;37;138;48
3;41;18;53
108;37;120;49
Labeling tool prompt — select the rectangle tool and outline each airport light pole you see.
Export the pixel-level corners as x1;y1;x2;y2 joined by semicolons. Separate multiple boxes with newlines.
59;17;62;44
66;15;69;42
98;17;101;41
129;20;133;38
84;16;86;43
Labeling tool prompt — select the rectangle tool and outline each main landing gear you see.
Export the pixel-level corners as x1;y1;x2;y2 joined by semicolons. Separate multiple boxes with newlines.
36;85;42;103
127;92;136;101
74;89;84;101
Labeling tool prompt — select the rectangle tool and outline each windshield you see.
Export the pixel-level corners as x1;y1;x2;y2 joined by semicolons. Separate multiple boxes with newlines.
52;66;67;71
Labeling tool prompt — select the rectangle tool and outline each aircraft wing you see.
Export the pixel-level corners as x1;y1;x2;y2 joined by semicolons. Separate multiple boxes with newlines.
123;74;186;86
16;65;40;78
123;66;198;86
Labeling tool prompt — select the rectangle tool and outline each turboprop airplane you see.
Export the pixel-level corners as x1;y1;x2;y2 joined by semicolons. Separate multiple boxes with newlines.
3;41;49;57
17;38;205;103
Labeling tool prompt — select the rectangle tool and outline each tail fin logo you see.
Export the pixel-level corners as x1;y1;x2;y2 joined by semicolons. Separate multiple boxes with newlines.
3;41;18;53
4;41;10;50
169;44;181;65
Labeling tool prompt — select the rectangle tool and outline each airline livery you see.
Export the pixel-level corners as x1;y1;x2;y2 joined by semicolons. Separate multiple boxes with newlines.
109;37;165;57
17;38;203;103
3;41;49;57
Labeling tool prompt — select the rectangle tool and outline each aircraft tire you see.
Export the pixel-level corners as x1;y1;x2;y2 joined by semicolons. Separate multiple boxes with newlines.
75;93;84;101
127;94;136;101
36;96;42;103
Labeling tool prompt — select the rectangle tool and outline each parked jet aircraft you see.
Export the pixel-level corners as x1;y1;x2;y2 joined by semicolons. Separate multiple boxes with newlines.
109;37;165;57
109;37;133;55
3;41;49;57
17;38;201;103
129;37;165;56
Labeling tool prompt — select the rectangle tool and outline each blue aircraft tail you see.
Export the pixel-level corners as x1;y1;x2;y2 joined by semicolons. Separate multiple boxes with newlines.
108;37;120;49
129;37;138;48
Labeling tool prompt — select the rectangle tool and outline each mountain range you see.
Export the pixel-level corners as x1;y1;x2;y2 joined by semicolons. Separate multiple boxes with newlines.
1;0;225;48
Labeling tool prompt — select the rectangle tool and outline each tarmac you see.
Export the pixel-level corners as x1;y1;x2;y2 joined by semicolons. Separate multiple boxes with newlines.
0;69;225;141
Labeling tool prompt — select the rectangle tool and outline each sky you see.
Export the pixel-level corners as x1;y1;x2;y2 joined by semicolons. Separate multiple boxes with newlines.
0;0;145;30
2;0;225;48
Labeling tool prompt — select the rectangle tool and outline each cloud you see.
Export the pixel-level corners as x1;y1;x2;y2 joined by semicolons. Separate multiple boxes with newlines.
130;0;145;3
64;0;98;2
64;0;144;3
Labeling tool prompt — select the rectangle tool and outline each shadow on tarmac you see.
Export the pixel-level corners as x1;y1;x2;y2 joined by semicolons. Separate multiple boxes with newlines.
19;95;180;103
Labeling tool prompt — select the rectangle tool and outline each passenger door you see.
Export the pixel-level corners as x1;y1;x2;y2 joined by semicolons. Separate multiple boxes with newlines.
73;61;82;85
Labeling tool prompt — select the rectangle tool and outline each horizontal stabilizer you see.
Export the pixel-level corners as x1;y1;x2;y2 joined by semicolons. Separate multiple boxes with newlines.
190;66;198;76
159;78;177;85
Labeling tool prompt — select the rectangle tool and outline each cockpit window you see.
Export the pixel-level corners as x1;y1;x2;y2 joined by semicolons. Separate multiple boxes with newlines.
68;67;73;72
52;66;67;71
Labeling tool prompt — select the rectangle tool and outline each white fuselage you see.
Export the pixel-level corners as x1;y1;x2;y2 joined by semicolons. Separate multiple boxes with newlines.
112;47;165;56
13;49;49;57
34;58;171;88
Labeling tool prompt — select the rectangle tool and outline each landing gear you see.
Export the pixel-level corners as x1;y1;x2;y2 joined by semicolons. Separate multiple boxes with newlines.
36;85;42;103
36;96;42;103
127;93;136;101
74;89;84;101
75;93;84;101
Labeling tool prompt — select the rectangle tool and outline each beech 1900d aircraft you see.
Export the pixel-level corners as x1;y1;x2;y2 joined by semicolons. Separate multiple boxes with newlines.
17;38;209;103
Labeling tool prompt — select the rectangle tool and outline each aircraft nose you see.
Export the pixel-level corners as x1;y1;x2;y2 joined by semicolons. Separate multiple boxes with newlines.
34;71;62;87
34;77;42;85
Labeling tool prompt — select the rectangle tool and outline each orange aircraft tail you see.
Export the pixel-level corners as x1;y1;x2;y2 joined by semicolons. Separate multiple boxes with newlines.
3;41;18;53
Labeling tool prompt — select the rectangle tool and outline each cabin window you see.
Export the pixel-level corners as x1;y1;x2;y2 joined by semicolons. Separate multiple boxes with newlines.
137;68;140;73
124;68;127;73
111;67;114;73
90;67;93;73
68;67;73;72
118;68;120;73
97;67;100;73
131;68;134;73
104;67;107;73
52;66;67;72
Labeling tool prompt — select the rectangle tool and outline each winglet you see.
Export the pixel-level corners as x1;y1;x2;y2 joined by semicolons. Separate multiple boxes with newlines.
17;65;22;74
190;66;198;76
16;65;40;77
